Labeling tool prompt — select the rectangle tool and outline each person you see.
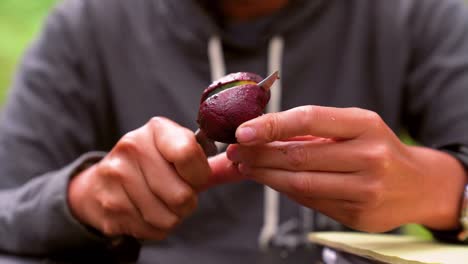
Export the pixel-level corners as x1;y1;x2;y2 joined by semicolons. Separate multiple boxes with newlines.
0;0;467;263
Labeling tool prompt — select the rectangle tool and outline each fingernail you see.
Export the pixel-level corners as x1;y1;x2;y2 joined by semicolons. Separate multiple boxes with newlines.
226;145;240;162
236;127;256;143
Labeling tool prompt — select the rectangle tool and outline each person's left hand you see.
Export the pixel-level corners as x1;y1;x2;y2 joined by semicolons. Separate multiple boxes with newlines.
226;106;466;232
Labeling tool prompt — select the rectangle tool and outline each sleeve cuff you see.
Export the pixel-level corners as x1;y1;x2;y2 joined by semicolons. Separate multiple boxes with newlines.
53;151;141;261
0;152;141;261
45;151;110;251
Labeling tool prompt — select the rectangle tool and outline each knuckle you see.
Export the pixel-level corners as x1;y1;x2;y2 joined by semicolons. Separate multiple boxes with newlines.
296;105;316;133
178;195;199;217
167;134;200;164
98;194;131;214
141;212;158;227
148;116;163;126
298;105;315;122
168;186;195;209
99;159;128;182
142;211;179;230
146;180;161;197
362;144;392;169
101;220;119;237
159;214;180;230
301;105;316;114
264;113;281;142
285;144;309;168
147;116;165;133
290;174;314;194
116;132;140;154
363;111;384;131
349;107;366;114
362;181;384;207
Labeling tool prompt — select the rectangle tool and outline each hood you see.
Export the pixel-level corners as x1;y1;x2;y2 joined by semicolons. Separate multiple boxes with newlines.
155;0;328;51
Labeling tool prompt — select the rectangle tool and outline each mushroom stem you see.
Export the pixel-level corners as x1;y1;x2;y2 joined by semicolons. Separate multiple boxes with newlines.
257;71;279;91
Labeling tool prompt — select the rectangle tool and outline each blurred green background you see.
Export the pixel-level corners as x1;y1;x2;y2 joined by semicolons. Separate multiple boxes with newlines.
0;0;56;102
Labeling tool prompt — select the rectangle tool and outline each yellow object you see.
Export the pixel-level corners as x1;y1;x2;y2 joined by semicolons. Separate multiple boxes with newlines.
309;232;468;264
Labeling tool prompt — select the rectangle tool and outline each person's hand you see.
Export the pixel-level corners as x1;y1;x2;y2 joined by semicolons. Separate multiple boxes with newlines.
68;117;241;240
227;106;467;232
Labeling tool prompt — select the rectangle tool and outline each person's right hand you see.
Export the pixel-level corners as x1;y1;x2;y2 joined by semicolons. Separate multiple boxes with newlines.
67;117;241;240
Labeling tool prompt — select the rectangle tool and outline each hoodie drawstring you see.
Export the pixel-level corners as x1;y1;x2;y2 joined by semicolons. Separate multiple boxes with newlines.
207;36;228;151
207;35;311;251
207;36;226;83
258;36;284;251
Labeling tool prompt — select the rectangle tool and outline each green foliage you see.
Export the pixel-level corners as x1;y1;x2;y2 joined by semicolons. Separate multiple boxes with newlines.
402;224;433;240
0;0;56;103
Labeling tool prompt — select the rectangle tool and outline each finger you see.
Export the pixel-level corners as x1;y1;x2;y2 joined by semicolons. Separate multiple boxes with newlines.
151;117;211;190
88;171;169;240
115;196;175;240
280;135;328;142
137;140;198;218
98;155;182;231
227;140;366;172
122;218;168;241
198;152;246;191
239;165;368;202
106;201;169;241
236;106;379;145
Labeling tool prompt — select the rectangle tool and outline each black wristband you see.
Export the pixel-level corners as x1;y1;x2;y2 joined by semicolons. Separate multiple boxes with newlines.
428;185;468;244
458;185;468;242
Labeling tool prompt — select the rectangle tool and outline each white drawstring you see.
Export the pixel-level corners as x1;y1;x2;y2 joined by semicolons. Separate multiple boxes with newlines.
207;35;285;251
208;36;226;81
207;36;228;151
258;36;284;251
266;36;284;115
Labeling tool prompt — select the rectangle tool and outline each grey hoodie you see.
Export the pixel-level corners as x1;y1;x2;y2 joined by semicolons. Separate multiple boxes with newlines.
0;0;468;263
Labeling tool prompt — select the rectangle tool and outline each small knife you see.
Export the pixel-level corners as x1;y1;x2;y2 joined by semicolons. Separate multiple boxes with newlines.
257;70;279;91
195;129;218;157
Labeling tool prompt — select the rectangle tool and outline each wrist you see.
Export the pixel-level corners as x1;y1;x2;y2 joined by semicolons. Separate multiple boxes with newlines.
68;162;99;226
426;185;468;244
408;146;466;230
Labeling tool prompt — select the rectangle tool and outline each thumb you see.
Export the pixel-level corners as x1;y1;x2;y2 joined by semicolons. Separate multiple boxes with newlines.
198;152;246;192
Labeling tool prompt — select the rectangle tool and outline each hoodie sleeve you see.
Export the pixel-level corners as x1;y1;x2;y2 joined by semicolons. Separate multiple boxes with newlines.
405;0;468;166
0;0;139;258
404;0;468;242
